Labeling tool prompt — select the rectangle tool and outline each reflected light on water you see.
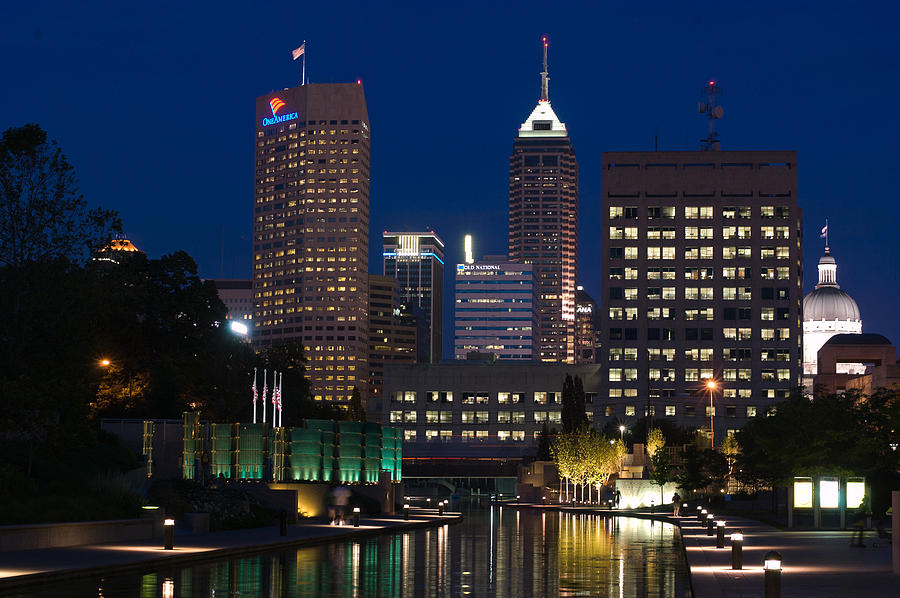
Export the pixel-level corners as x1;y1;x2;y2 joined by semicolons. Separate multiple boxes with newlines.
15;506;691;598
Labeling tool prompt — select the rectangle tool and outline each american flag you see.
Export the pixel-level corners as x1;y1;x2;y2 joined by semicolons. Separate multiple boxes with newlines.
292;43;305;60
262;372;268;412
272;371;278;408
251;368;257;407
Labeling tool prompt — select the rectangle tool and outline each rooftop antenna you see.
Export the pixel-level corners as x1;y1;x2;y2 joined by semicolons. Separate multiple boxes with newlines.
540;35;549;102
698;80;723;151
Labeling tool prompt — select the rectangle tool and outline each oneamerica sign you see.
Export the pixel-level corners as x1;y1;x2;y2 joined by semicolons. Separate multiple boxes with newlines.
262;112;298;126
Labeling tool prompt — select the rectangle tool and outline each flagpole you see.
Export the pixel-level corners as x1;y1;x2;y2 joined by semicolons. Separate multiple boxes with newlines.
825;218;829;251
272;370;277;428
252;367;257;424
262;369;267;425
302;39;306;85
279;372;283;428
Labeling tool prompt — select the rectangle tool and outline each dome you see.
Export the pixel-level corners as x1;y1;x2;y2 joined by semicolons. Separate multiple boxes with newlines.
803;286;860;322
802;248;861;323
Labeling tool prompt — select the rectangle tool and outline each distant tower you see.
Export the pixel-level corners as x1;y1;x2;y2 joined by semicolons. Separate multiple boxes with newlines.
508;37;578;363
698;81;723;151
802;233;862;392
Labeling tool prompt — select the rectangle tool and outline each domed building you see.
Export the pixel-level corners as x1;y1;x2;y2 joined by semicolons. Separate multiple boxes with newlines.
802;247;862;392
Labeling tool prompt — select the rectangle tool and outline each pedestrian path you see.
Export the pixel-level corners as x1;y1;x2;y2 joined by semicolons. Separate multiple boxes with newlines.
516;502;894;597
0;511;461;591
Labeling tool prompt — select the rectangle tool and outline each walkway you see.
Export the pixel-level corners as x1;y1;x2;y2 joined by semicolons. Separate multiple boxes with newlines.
0;511;461;591
517;503;895;597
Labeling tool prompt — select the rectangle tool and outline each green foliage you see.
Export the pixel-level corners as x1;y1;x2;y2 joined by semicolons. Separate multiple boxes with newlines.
649;450;673;501
735;388;900;514
347;386;366;422
646;427;666;459
561;374;588;434
0;124;120;268
535;422;552;461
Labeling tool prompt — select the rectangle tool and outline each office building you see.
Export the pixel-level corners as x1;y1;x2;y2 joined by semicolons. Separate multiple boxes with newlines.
575;286;600;364
802;246;862;392
814;333;896;395
382;231;444;363
600;151;802;444
454;256;538;360
367;276;417;418
212;279;253;323
252;82;370;403
508;38;578;363
382;360;603;458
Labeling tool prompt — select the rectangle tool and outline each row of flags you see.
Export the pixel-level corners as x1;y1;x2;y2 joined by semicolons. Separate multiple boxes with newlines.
251;368;283;428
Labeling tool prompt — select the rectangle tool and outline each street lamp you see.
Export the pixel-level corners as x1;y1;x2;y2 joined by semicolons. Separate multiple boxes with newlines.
705;379;718;449
99;358;111;367
619;425;625;441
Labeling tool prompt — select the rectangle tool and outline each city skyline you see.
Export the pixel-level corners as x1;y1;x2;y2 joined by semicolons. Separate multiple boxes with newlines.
3;2;899;350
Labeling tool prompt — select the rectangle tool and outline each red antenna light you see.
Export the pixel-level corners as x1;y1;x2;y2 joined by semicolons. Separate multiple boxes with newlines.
356;79;362;85
709;80;715;86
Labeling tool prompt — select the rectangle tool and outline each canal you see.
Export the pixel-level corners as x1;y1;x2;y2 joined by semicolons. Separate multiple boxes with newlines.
12;505;692;597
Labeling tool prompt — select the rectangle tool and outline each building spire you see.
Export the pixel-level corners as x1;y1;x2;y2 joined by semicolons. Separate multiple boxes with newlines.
540;36;549;102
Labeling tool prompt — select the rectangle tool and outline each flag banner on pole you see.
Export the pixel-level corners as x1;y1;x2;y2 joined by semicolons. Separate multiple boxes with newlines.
262;369;268;423
820;224;828;238
292;43;305;60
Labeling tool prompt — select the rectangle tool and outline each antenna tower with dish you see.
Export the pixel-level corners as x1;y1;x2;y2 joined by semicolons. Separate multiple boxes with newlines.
698;80;723;151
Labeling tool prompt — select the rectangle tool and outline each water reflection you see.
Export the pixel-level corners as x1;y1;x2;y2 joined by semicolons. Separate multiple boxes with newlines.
13;507;690;598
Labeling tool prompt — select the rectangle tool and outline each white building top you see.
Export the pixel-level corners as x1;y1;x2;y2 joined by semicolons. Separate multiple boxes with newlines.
518;101;568;138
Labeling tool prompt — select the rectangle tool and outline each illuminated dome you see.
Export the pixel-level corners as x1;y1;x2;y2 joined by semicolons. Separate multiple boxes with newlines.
106;237;140;253
802;251;861;324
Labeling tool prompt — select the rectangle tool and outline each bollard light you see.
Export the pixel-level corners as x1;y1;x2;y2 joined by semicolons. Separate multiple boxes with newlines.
699;508;707;522
353;507;360;527
706;513;715;535
516;494;520;504
764;550;782;598
163;518;175;550
403;503;410;521
438;501;444;516
682;503;688;517
542;496;546;505
716;520;726;548
731;529;743;570
650;499;655;514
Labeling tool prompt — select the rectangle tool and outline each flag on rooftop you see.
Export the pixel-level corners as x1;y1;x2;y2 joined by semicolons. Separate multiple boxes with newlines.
292;43;305;60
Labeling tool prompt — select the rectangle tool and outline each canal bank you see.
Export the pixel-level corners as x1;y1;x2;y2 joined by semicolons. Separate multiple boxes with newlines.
514;503;895;597
0;511;462;592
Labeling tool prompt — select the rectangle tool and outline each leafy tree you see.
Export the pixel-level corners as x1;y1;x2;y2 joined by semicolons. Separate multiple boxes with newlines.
646;427;666;460
535;422;552;461
347;386;366;422
649;450;673;504
573;376;587;429
551;434;577;501
0;124;120;268
561;374;576;433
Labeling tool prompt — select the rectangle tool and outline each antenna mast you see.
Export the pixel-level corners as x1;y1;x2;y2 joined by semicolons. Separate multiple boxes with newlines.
698;80;723;151
540;36;549;102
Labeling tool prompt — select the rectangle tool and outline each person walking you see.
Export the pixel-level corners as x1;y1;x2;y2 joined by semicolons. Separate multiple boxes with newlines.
672;492;681;516
850;494;870;547
614;489;621;509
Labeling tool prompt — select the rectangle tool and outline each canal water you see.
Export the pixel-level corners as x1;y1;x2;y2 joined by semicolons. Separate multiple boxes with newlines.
14;506;692;597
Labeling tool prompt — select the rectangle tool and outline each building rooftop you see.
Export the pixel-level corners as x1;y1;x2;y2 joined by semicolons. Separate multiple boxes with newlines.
823;333;892;346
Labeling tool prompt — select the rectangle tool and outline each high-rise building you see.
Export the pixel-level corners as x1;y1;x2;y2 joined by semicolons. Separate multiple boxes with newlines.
367;275;417;419
252;82;370;403
600;151;802;444
454;256;538;360
575;286;600;364
508;38;578;363
382;231;444;363
801;245;862;392
212;279;253;323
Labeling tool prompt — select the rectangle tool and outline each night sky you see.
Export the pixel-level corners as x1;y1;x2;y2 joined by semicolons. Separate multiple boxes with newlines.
3;1;898;354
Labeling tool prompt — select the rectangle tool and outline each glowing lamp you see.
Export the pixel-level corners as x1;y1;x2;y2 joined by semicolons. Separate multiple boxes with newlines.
764;550;782;571
731;531;743;543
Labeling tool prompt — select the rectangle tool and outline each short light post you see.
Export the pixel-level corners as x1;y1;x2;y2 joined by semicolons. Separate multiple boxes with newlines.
731;529;743;569
438;501;444;516
764;550;782;598
426;498;431;510
650;499;655;514
700;508;708;523
716;520;726;548
403;503;410;521
164;518;175;550
352;507;360;527
619;425;626;441
542;495;546;505
706;513;715;535
682;502;688;517
516;494;520;505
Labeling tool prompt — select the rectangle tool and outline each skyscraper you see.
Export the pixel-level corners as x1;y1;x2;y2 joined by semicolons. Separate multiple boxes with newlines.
252;82;370;404
454;255;538;360
382;231;444;363
575;286;600;364
600;150;802;444
367;275;417;419
508;38;578;363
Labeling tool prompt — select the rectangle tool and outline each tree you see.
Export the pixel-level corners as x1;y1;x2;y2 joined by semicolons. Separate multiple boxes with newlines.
573;376;588;430
646;427;666;460
0;124;120;268
561;374;577;433
535;422;552;461
347;386;366;422
551;434;577;501
649;450;673;504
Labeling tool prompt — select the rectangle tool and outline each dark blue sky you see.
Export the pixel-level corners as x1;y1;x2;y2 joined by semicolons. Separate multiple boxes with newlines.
2;1;898;350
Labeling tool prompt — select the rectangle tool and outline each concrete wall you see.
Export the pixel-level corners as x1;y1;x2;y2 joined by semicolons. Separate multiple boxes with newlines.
0;518;155;552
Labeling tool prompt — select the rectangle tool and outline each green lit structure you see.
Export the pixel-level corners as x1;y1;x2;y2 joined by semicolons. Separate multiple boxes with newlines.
181;413;402;484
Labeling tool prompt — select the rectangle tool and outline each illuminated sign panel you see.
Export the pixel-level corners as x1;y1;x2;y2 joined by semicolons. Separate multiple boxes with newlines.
262;96;298;126
819;478;839;508
793;478;813;508
847;479;865;509
396;235;420;256
457;264;501;272
576;305;593;314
